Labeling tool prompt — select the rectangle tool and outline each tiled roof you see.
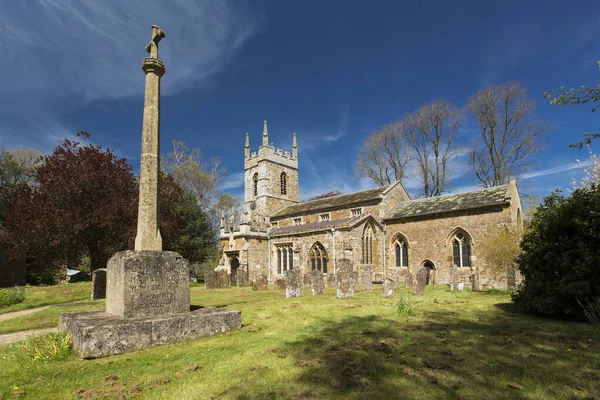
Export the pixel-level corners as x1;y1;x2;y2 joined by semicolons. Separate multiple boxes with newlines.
270;218;354;236
383;185;510;221
270;186;388;218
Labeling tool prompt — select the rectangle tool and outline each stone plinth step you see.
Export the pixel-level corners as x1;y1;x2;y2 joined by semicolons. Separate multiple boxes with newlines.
59;308;241;359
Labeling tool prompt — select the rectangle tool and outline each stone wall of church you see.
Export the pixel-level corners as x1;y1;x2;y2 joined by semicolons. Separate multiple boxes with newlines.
384;204;519;289
219;234;269;282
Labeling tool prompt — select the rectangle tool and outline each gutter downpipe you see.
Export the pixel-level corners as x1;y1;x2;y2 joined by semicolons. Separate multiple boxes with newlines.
267;233;271;283
382;220;387;280
331;228;336;274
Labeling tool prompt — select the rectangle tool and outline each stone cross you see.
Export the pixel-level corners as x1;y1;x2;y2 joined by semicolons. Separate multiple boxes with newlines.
135;25;166;251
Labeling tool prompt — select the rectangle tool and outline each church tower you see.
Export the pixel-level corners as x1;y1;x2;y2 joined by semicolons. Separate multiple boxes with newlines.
243;120;299;226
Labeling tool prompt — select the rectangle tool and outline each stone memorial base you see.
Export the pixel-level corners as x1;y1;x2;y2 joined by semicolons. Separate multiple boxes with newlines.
59;308;241;358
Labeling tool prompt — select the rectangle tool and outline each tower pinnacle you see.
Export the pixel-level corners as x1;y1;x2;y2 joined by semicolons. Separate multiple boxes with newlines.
245;132;250;158
262;120;269;146
292;132;298;158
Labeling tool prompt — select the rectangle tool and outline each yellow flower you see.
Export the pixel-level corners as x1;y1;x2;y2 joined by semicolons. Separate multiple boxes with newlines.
13;386;19;391
34;355;40;359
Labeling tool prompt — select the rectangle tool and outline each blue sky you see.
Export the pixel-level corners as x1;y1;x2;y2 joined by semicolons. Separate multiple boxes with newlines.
1;0;599;204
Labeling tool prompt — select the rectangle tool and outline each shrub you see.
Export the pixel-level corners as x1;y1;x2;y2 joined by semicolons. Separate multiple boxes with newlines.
512;186;600;320
0;286;25;307
579;298;600;328
19;332;71;361
395;291;416;316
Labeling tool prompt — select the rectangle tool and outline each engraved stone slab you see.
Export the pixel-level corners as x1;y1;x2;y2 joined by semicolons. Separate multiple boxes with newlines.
309;269;325;296
336;258;354;299
382;278;395;298
404;271;414;289
362;265;373;292
106;251;190;318
236;267;249;287
204;270;218;290
216;270;229;288
451;265;458;291
255;274;268;290
91;268;107;300
275;279;286;290
472;267;481;291
285;268;303;298
414;267;427;296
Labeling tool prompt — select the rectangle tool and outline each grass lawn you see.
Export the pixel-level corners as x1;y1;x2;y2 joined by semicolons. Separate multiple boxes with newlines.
1;284;599;399
0;282;92;315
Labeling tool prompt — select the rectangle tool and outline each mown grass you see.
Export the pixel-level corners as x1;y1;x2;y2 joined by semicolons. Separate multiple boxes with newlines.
2;284;599;399
0;282;92;314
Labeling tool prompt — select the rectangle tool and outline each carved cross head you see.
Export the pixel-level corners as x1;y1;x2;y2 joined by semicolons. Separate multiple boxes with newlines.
145;25;166;58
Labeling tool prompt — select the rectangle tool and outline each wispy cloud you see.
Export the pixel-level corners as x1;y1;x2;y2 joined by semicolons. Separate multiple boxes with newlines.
0;1;262;150
300;109;349;151
519;160;593;180
220;171;245;190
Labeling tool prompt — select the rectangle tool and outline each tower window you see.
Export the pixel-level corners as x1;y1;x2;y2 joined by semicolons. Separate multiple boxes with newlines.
253;173;258;197
281;172;287;195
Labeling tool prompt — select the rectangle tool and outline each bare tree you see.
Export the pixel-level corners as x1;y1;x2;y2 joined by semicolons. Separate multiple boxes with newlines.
355;121;411;186
163;140;226;210
468;82;551;187
405;99;459;197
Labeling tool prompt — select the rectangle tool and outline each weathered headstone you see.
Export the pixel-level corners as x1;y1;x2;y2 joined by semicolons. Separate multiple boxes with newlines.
236;267;249;287
286;268;303;298
310;269;325;296
403;270;414;289
91;268;107;300
58;26;241;358
414;267;427;296
451;265;458;291
216;270;229;288
382;278;395;298
471;267;481;291
327;273;337;287
255;274;268;290
275;279;286;290
388;269;401;289
362;264;373;291
204;270;218;289
336;258;354;299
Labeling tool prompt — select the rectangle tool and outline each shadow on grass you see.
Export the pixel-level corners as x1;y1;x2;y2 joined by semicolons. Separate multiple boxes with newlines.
221;310;599;399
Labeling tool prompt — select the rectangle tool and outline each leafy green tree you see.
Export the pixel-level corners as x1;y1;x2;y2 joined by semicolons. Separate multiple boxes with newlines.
0;147;42;220
544;60;600;149
478;227;522;287
512;186;600;320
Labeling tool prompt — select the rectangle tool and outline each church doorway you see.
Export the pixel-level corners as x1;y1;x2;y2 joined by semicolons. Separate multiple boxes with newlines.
422;260;435;285
230;257;240;286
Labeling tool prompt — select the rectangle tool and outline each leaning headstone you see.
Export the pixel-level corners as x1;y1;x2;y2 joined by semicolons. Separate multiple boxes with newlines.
216;270;230;288
204;270;218;290
275;279;286;290
327;273;337;287
451;265;458;291
362;264;373;291
382;278;395;298
388;269;401;289
403;271;414;290
471;267;481;291
414;267;427;295
91;268;107;300
236;267;249;287
255;274;268;290
336;258;354;299
309;269;325;296
286;268;303;298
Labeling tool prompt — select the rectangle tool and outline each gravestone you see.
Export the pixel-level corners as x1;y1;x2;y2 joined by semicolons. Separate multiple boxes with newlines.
382;278;395;298
216;270;229;288
327;274;337;287
451;265;458;291
204;270;218;290
413;267;427;296
309;269;325;296
362;264;373;291
388;269;401;289
255;274;268;290
275;279;286;290
91;268;107;300
303;272;311;286
58;26;241;358
403;271;414;289
236;267;249;287
336;258;354;299
472;267;481;291
285;268;303;298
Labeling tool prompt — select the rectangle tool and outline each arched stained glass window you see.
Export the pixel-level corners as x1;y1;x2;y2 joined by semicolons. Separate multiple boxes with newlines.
451;232;471;268
280;172;287;195
394;237;408;268
253;173;258;197
310;242;328;273
363;224;374;264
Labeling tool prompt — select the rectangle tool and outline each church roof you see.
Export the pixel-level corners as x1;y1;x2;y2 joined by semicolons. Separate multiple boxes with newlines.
270;217;353;236
270;186;389;219
383;185;510;221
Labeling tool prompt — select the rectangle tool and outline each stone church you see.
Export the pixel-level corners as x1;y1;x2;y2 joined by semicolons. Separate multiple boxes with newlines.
219;121;523;289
